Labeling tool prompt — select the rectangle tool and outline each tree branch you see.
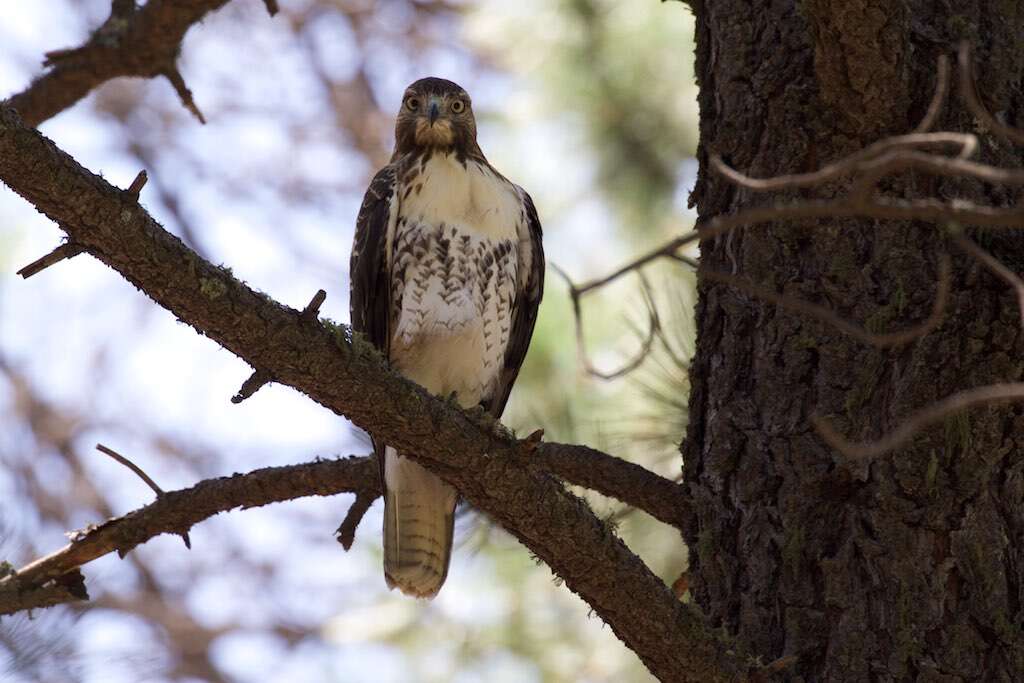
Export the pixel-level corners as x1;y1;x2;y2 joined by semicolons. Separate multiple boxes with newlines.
0;105;745;682
536;443;690;529
5;0;238;127
0;456;377;616
0;441;690;612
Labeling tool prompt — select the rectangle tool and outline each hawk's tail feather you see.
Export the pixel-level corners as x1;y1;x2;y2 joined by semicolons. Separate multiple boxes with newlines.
382;449;456;599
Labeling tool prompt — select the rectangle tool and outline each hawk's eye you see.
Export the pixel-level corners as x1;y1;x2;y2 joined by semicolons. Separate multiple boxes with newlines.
451;99;465;113
405;96;420;111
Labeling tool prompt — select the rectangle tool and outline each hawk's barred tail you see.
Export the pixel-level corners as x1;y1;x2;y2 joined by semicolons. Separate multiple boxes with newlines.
383;447;457;598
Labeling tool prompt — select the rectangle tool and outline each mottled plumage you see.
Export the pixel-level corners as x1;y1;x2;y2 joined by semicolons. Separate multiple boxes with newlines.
349;78;544;598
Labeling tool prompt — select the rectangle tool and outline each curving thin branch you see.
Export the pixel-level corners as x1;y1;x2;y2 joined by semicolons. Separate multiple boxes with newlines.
813;383;1024;459
709;132;978;192
913;53;951;135
552;264;664;380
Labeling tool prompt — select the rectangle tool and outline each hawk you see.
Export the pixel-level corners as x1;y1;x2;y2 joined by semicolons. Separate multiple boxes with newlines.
349;78;545;598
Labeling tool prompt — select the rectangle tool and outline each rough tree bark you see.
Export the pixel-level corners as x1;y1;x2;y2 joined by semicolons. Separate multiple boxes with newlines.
685;3;1024;681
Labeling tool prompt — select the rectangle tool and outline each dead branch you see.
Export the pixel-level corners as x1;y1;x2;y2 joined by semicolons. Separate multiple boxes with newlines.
95;443;191;548
335;493;374;551
300;289;327;323
554;47;1020;330
552;264;664;380
534;442;690;530
913;54;950;134
0;439;691;615
813;383;1024;459
125;169;148;200
95;444;166;498
0;437;691;615
0;456;378;615
710;132;977;192
230;370;272;405
16;242;84;279
5;0;243;127
162;67;206;124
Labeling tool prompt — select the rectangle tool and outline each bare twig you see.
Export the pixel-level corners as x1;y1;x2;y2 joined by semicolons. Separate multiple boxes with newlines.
230;369;271;404
813;383;1024;459
709;132;977;192
568;238;696;297
335;493;374;551
95;444;191;548
913;53;951;134
0;441;692;609
952;233;1024;328
300;289;327;323
96;444;165;497
702;253;951;348
958;42;1024;146
16;241;85;279
163;67;206;124
552;264;662;380
125;169;148;200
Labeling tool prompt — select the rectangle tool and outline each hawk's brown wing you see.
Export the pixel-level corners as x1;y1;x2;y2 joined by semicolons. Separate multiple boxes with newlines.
350;165;397;479
483;188;545;419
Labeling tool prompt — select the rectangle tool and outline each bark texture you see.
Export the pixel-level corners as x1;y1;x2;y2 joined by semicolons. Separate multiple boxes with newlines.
685;2;1024;681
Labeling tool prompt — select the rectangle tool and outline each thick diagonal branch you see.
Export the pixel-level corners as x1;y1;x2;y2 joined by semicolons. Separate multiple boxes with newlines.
0;106;743;683
5;0;235;127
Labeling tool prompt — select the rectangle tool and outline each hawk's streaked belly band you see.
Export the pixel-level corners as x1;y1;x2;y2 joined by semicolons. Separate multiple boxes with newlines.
389;220;518;406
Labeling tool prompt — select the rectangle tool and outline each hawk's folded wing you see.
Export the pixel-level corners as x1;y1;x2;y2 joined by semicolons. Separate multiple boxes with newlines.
483;188;545;419
350;165;397;356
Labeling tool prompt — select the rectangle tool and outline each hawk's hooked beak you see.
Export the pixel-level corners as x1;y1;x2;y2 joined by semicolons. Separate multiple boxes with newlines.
428;97;441;125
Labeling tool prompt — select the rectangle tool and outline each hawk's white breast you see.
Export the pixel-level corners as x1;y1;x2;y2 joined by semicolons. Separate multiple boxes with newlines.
389;153;522;407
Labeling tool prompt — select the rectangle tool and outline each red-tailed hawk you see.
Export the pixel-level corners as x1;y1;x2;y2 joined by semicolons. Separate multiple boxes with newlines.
349;78;545;598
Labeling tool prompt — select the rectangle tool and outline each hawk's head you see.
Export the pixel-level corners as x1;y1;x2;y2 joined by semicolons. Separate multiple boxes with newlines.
394;78;479;157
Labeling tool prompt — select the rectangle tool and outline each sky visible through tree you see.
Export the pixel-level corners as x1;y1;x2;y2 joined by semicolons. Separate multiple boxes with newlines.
0;1;698;681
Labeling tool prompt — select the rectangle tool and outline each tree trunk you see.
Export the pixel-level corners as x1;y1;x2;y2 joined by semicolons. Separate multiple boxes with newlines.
684;2;1024;680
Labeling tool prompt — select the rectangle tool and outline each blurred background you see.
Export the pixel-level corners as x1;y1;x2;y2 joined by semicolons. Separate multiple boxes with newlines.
0;1;699;681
